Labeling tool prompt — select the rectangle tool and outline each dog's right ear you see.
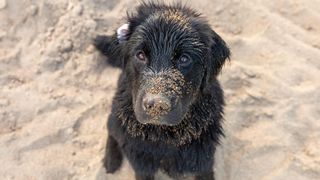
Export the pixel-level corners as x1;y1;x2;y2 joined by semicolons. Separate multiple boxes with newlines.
93;24;130;68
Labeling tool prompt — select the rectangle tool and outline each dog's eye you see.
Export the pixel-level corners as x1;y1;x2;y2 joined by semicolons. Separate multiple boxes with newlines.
135;50;146;62
178;55;192;67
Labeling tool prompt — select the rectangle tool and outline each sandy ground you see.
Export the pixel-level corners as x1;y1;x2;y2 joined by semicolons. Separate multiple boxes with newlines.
0;0;319;179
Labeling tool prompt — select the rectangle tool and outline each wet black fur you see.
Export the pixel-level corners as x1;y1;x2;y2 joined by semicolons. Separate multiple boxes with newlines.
94;2;230;180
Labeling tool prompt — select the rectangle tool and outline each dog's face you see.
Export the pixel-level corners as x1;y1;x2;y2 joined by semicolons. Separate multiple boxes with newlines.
121;7;230;126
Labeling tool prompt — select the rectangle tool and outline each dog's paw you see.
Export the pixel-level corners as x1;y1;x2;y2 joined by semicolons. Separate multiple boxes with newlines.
104;156;122;173
103;145;123;174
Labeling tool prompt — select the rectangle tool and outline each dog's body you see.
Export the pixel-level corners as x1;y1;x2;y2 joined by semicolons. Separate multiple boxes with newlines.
94;2;230;180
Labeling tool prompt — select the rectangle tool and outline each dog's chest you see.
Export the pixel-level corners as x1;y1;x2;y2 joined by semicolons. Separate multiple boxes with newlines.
122;135;214;173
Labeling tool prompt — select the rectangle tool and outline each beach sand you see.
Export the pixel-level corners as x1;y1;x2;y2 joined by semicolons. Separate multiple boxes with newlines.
0;0;319;179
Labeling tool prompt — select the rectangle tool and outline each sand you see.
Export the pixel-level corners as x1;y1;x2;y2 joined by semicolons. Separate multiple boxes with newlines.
0;0;319;179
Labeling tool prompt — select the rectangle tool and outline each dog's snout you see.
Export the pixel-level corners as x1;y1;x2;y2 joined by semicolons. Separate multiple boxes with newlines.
143;98;155;110
142;94;171;116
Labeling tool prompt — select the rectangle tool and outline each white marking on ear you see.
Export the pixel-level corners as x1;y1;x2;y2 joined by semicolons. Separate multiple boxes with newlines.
117;23;129;43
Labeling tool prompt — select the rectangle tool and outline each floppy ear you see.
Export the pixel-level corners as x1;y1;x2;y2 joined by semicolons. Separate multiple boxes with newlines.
209;30;230;76
93;35;125;68
204;30;230;90
93;24;130;68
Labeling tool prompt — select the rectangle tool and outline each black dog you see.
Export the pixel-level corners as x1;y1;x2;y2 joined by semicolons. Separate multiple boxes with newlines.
94;2;230;180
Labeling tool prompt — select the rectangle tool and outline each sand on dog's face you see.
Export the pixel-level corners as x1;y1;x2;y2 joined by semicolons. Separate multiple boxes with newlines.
128;8;208;126
145;69;186;98
142;69;190;117
133;67;197;125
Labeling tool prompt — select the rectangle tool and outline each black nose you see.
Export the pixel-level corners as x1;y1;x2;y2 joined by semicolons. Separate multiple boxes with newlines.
142;94;171;116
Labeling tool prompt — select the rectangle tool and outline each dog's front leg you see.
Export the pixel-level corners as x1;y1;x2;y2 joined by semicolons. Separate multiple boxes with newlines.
103;135;123;173
135;174;155;180
194;171;214;180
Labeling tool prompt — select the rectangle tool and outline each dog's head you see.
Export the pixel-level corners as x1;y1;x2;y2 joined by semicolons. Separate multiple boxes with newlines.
118;3;230;126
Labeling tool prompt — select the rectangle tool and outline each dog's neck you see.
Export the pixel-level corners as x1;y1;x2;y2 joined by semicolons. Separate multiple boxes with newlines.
112;74;224;147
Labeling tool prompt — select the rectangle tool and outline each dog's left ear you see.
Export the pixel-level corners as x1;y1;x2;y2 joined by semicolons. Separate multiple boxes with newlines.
203;29;230;91
208;30;230;76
